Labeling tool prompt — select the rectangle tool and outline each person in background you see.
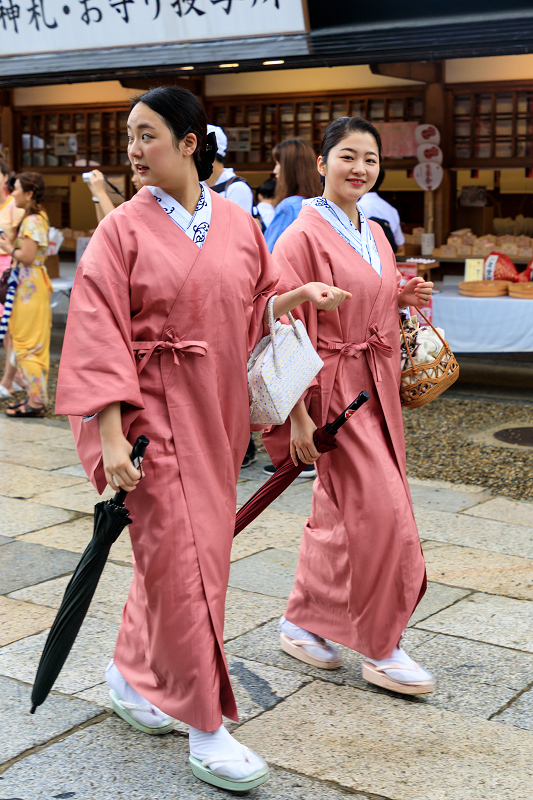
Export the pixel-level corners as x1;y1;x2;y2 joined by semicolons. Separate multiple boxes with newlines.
0;172;51;417
130;163;142;193
255;178;276;230
85;169;116;223
357;167;405;254
0;160;25;399
264;138;323;253
204;125;254;214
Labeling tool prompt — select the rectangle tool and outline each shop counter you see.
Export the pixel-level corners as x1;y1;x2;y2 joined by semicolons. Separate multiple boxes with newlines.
431;285;533;353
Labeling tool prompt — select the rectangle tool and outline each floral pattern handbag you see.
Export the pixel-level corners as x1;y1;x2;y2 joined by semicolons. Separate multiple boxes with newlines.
248;296;324;425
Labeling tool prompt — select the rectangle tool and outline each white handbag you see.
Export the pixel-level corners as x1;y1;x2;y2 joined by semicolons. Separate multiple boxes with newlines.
248;295;324;425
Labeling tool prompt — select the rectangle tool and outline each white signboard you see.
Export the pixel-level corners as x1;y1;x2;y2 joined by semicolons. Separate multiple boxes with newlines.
0;0;307;57
414;124;440;146
54;134;78;156
413;162;443;192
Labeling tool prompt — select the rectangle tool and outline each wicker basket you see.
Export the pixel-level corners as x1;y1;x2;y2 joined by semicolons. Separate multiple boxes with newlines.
400;310;460;409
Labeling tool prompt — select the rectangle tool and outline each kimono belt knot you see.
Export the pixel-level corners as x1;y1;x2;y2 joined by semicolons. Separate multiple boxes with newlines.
132;331;209;373
327;324;393;382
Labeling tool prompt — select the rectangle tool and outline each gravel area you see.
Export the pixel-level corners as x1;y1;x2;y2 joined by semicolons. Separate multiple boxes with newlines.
1;356;532;501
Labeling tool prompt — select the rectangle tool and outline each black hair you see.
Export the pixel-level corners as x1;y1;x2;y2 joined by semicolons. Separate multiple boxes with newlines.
320;116;382;164
257;178;276;199
130;86;214;181
0;160;10;178
215;153;225;166
372;167;385;192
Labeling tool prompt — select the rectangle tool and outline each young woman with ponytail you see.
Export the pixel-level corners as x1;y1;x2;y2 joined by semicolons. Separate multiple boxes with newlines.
0;171;51;416
55;86;349;792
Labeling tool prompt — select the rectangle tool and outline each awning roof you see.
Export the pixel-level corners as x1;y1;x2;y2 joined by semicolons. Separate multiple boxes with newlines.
1;12;533;88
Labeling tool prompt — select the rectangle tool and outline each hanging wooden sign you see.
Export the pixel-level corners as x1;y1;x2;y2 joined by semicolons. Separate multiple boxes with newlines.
416;144;443;164
415;124;441;146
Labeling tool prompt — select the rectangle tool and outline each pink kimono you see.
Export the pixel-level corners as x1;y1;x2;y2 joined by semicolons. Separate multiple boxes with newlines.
55;187;278;730
264;206;426;661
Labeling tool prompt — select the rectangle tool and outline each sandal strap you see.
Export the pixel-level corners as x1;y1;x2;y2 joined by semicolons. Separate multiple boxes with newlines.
290;638;330;650
202;747;251;768
370;662;420;673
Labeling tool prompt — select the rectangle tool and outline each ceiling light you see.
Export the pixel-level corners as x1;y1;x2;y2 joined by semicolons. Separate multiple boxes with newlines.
219;63;239;68
263;60;284;66
180;66;194;71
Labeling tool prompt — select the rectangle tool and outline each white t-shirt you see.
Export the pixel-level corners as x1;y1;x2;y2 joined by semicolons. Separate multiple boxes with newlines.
357;192;405;247
256;201;275;229
210;167;254;215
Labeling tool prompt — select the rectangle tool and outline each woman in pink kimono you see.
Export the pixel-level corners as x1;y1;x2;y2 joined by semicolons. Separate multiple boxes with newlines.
55;87;349;793
264;116;435;695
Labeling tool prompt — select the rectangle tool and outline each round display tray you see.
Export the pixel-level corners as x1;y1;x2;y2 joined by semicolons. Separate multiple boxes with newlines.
459;280;510;297
508;283;533;299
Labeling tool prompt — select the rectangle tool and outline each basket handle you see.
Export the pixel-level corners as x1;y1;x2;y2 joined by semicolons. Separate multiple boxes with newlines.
399;313;417;372
267;295;302;374
399;308;450;372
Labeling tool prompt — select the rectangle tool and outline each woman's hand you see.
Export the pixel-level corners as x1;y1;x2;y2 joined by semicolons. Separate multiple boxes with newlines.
302;282;352;311
398;277;433;309
0;233;13;254
99;402;142;492
102;433;142;492
289;401;319;466
87;169;107;197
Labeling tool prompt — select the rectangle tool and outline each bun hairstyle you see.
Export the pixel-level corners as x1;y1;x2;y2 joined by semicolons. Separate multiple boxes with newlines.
130;86;216;181
17;172;46;219
320;116;382;165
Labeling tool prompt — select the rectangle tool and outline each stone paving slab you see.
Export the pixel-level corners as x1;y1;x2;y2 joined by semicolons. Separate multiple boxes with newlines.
10;561;133;624
423;544;533;601
237;681;533;800
0;717;368;800
495;685;533;731
0;418;73;444
0;496;74;537
224;587;286;642
0;674;103;764
0;440;81;470
408;481;492;513
16;517;133;564
415;508;533;559
0;596;57;646
231;508;305;562
229;549;298;598
226;618;436;694
0;534;12;546
415;592;533;652
464;496;533;527
55;462;89;478
408;632;533;719
0;460;86;499
408;581;471;626
32;482;115;514
0;540;80;594
0;617;119;694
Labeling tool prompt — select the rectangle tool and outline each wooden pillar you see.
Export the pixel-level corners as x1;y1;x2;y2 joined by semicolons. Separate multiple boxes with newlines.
0;90;14;168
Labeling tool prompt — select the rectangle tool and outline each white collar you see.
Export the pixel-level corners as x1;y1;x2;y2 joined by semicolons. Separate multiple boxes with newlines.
148;185;212;248
303;196;381;277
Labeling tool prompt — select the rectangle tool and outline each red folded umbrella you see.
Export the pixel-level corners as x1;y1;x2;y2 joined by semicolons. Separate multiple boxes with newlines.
235;391;370;536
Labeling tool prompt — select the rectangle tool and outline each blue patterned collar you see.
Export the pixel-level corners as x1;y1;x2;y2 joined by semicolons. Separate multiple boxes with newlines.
148;185;212;248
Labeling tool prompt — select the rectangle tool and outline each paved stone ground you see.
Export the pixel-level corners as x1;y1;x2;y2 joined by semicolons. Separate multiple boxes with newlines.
1;417;533;799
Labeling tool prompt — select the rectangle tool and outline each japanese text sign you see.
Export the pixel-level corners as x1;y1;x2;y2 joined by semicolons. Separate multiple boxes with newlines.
0;0;307;57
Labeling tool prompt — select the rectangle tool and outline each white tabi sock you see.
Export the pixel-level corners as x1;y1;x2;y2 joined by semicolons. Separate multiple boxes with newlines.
189;724;267;780
366;646;434;683
105;659;173;727
279;615;340;662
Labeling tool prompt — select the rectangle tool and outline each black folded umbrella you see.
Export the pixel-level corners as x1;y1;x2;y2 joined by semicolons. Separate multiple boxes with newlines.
30;435;149;714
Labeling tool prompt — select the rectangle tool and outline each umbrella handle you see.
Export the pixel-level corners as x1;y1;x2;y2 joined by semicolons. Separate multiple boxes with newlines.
112;435;150;506
324;391;370;435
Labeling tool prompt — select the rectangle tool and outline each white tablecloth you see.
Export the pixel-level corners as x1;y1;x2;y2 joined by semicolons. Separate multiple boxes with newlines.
431;286;533;352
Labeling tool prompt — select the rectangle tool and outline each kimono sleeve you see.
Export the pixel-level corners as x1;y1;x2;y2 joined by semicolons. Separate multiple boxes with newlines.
55;215;144;418
247;215;280;353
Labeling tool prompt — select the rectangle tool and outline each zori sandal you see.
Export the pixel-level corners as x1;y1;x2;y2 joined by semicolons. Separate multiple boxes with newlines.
108;689;175;734
189;749;270;792
280;631;342;669
362;660;435;695
5;401;45;418
6;397;27;410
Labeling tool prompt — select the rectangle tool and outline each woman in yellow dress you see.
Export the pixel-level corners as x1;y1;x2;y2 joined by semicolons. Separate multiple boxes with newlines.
0;160;25;398
0;172;51;417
